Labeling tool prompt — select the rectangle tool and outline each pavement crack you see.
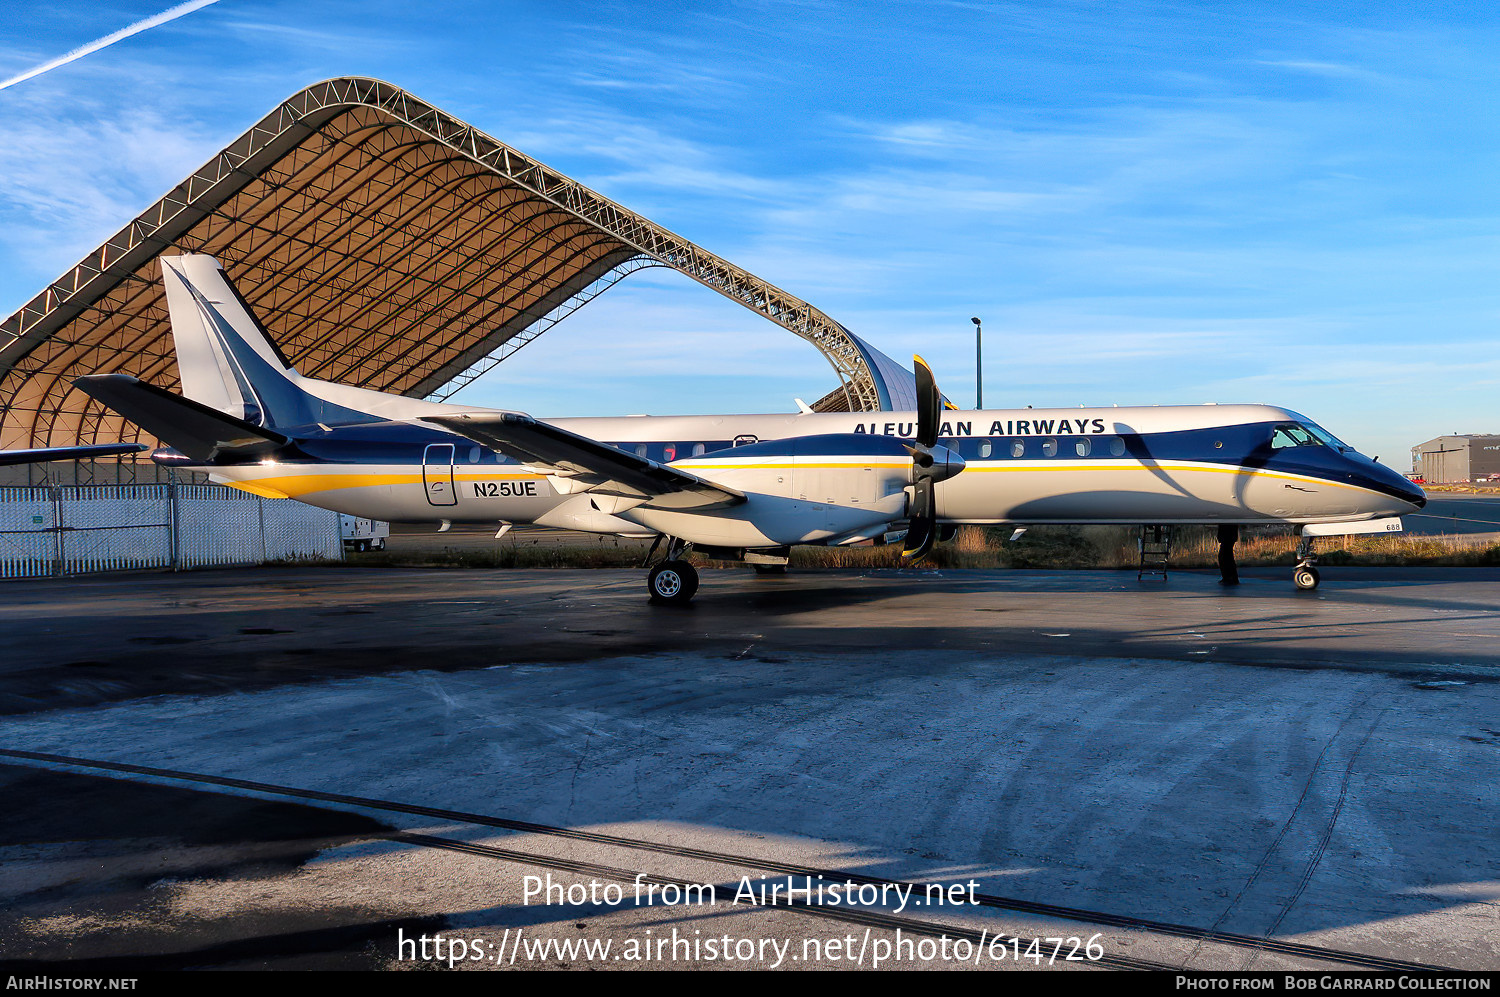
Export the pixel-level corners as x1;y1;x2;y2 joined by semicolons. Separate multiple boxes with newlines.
568;733;592;818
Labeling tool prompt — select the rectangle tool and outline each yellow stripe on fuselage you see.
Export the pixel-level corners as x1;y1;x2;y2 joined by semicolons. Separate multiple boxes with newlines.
959;461;1376;494
224;479;295;499
222;470;545;499
218;459;1380;502
678;462;909;470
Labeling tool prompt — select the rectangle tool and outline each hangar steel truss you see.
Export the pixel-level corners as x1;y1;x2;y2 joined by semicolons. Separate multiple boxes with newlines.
0;76;883;453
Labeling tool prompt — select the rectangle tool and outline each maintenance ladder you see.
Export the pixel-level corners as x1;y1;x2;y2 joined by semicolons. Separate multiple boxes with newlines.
1138;525;1172;580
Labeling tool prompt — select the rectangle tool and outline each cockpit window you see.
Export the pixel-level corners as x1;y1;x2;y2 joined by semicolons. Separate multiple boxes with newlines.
1301;422;1351;451
1271;422;1351;451
1270;424;1318;449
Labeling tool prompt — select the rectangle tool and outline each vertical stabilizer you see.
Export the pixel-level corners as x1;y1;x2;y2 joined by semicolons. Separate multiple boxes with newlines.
158;253;474;428
161;255;310;428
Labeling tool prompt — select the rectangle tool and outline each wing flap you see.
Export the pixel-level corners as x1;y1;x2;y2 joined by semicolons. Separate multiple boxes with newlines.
424;413;744;511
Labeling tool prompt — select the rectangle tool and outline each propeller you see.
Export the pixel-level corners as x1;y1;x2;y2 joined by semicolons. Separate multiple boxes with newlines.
901;355;964;563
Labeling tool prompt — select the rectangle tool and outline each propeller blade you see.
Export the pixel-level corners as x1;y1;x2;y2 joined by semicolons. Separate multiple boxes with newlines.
914;354;940;449
901;476;936;562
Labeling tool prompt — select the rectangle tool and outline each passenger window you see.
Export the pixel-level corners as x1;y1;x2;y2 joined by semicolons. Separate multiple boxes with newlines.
692;443;706;457
733;435;757;447
1010;439;1025;458
468;446;482;463
635;444;648;458
664;444;677;461
978;439;992;458
1074;438;1091;457
1109;437;1126;457
1042;438;1058;457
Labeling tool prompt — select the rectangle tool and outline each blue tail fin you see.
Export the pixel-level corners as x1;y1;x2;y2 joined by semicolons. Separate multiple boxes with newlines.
161;255;371;430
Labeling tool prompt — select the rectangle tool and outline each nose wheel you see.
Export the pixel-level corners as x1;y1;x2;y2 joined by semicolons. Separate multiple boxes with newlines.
1293;537;1320;590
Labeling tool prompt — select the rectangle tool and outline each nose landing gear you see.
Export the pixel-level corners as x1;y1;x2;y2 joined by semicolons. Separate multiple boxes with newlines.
1293;536;1321;590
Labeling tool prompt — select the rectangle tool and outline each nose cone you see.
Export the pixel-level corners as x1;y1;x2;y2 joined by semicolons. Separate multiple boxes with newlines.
1366;460;1426;510
1391;469;1427;509
930;444;966;483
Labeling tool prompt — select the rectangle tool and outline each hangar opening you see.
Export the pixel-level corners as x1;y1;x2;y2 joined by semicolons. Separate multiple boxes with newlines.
0;77;917;488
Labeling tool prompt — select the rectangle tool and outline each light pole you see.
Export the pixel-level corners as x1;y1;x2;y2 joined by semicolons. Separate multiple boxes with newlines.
971;316;982;410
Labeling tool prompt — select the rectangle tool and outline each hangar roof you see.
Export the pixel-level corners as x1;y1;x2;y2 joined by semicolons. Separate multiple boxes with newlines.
0;77;893;451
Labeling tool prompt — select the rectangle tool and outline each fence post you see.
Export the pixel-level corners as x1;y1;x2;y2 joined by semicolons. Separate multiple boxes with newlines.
50;485;63;577
167;470;179;571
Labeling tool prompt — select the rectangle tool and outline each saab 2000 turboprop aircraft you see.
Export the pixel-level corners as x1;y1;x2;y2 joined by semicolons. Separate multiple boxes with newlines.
75;254;1425;604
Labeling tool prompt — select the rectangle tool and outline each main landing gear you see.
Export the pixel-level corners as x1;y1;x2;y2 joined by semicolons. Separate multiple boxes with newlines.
643;535;698;605
1293;536;1321;591
1216;524;1239;587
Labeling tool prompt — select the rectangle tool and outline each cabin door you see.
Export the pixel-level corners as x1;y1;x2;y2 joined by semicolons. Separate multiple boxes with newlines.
422;443;458;507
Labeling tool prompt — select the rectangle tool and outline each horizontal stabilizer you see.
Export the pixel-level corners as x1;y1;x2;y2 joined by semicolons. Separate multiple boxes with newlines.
425;412;744;511
73;374;288;461
0;442;148;467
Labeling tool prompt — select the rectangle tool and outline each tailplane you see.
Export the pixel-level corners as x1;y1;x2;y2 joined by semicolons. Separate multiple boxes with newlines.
74;374;287;461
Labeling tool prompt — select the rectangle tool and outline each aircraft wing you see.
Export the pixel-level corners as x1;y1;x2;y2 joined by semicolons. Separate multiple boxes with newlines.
0;442;148;467
424;413;745;511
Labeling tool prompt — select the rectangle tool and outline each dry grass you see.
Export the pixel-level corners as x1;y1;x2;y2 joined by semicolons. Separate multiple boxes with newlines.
346;524;1500;571
791;525;1500;570
1169;528;1500;568
1420;484;1500;494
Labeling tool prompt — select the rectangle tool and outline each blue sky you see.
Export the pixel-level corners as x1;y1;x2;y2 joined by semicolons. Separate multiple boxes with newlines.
2;1;1498;466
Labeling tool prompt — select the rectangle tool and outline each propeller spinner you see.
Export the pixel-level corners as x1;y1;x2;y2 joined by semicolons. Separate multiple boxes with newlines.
901;355;965;563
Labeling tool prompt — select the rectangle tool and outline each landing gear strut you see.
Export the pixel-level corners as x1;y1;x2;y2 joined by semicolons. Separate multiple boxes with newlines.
1293;536;1321;591
1216;524;1240;587
645;536;698;605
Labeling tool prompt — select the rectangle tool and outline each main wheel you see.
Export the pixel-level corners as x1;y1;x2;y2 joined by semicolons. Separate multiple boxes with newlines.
648;560;699;604
1293;565;1320;590
752;563;787;575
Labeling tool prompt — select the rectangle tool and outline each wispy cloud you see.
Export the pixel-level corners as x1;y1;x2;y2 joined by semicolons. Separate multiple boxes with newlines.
502;113;788;201
0;109;222;292
0;0;223;92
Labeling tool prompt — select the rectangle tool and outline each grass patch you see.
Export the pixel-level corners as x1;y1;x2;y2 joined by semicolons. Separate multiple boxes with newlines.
785;525;1125;569
345;524;1500;571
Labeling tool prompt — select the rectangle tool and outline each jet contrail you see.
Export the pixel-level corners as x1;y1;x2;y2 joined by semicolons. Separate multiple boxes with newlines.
0;0;223;92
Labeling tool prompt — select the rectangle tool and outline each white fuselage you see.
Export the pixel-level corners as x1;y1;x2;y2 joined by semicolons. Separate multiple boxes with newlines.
203;401;1420;548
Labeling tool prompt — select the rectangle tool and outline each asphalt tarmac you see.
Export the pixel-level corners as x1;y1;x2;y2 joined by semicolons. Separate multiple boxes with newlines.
1;565;1497;970
1404;492;1500;540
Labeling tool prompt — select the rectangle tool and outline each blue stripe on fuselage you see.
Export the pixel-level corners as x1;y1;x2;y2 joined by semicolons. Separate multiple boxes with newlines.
191;418;1423;507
